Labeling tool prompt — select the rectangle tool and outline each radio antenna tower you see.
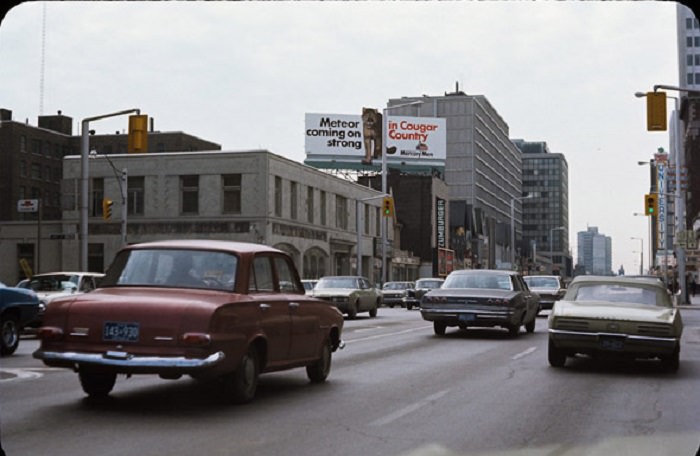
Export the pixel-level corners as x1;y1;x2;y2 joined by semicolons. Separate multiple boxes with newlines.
39;2;47;115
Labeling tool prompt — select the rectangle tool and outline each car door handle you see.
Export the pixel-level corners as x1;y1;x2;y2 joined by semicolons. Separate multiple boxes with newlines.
259;303;271;311
289;302;300;309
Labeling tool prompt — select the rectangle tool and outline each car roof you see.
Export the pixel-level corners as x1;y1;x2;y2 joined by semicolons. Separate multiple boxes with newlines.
448;269;518;276
524;275;560;280
31;271;105;277
125;239;282;255
569;275;666;289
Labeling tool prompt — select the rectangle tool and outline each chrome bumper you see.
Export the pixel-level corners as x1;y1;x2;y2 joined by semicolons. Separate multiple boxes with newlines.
34;349;225;373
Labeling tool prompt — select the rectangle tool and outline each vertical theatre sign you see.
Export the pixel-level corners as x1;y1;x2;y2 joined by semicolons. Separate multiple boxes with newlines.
655;151;667;251
436;197;446;249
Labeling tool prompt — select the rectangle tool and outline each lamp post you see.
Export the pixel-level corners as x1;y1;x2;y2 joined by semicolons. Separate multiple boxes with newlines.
92;151;128;247
510;194;535;268
549;226;565;274
381;100;423;285
633;212;652;272
631;236;644;275
356;194;387;278
80;109;140;271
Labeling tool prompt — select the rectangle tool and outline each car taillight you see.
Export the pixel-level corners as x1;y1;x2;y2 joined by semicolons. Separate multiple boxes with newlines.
181;332;211;346
37;326;64;341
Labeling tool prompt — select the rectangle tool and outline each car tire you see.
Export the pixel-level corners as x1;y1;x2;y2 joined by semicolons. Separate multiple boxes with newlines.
406;303;413;310
548;340;566;368
525;318;536;333
433;321;446;336
0;314;20;356
306;339;332;383
369;303;378;318
661;346;680;373
223;345;260;404
347;302;358;320
79;371;117;397
507;324;520;337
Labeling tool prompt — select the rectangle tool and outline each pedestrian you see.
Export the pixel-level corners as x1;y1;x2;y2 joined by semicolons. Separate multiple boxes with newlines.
691;274;697;298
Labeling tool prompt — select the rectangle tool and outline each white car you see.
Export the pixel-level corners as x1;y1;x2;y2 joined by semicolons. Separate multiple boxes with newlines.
18;272;104;327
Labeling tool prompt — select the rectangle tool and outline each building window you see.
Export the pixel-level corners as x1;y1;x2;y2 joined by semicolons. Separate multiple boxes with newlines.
336;195;348;229
274;176;283;217
688;17;693;30
44;165;51;182
688;55;694;66
128;176;145;216
20;135;26;153
320;191;327;226
31;139;41;155
696;73;700;85
180;175;199;214
364;204;370;235
19;160;26;177
695;36;700;47
88;243;104;274
290;181;298;220
222;173;242;214
17;243;34;280
307;186;314;224
31;163;42;180
688;36;694;48
92;178;104;217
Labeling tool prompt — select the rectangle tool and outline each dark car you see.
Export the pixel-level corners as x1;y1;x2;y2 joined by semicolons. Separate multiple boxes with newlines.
403;278;444;310
381;281;415;308
0;282;41;356
523;275;566;313
420;269;539;337
34;240;344;403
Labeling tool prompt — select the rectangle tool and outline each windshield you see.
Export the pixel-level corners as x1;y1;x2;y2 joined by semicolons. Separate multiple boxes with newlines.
383;282;412;290
569;283;667;306
27;274;79;292
102;249;238;291
524;277;560;289
316;277;358;289
416;280;443;289
443;273;512;291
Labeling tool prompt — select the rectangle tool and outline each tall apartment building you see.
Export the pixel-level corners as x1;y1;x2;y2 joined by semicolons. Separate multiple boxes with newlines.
513;139;572;277
577;226;612;276
387;88;523;270
677;4;700;90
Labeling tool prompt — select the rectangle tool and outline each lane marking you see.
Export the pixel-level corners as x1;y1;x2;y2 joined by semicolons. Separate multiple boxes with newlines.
0;368;56;382
511;346;537;360
344;325;432;344
370;390;449;426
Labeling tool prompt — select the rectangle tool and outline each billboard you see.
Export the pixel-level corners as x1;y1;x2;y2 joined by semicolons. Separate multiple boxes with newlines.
305;110;446;170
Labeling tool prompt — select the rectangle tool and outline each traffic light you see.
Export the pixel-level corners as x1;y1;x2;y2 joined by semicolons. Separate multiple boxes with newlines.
382;196;395;218
128;114;149;153
646;92;667;131
102;198;113;220
644;193;658;216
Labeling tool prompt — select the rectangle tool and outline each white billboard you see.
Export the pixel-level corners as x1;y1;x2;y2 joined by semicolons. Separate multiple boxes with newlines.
305;111;446;168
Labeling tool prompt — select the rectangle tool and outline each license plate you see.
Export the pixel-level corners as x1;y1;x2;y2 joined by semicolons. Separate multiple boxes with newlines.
599;336;625;351
103;321;139;342
459;313;476;323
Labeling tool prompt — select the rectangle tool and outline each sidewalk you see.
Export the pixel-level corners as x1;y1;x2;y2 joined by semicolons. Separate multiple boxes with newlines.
678;292;700;307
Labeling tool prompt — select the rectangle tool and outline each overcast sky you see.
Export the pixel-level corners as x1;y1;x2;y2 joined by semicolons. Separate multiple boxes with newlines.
0;1;686;273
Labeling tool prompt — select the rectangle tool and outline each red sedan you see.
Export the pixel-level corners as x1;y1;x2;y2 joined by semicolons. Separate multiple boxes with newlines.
34;240;344;403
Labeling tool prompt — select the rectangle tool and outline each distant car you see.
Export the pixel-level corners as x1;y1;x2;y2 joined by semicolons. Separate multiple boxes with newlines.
420;270;539;337
311;276;381;319
523;275;566;313
0;282;40;356
381;281;415;308
548;275;683;372
301;279;318;296
33;240;344;402
404;278;444;310
18;271;104;327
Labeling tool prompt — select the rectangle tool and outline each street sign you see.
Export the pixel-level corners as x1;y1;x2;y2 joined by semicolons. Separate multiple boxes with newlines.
17;199;39;213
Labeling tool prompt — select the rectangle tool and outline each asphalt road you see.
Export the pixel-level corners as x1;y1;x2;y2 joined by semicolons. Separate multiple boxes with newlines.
2;307;699;456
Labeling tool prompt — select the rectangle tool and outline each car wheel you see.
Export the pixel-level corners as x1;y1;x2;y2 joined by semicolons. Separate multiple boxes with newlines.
433;321;446;336
406;303;413;310
548;340;566;368
661;346;680;373
525;318;536;333
306;339;332;383
347;302;358;320
369;304;378;318
507;324;520;337
79;371;117;397
0;314;20;356
223;345;260;404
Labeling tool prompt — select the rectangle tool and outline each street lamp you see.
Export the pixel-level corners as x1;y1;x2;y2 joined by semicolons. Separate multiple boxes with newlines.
631;236;644;275
549;226;565;274
90;150;128;247
80;109;141;271
510;193;536;267
381;100;423;285
633;212;652;270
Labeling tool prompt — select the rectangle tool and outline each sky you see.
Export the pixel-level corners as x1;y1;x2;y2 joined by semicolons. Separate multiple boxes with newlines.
0;1;689;274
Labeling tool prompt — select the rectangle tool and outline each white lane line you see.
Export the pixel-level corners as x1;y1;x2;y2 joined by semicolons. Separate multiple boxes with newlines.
370;390;449;427
0;368;47;382
344;325;432;344
511;346;537;360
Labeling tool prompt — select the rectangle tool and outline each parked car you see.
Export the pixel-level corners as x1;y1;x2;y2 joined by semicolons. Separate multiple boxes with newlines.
0;282;40;356
301;279;318;296
311;276;381;319
403;278;444;310
18;271;104;327
523;275;566;313
381;281;415;308
33;240;344;402
547;275;682;371
420;269;539;337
